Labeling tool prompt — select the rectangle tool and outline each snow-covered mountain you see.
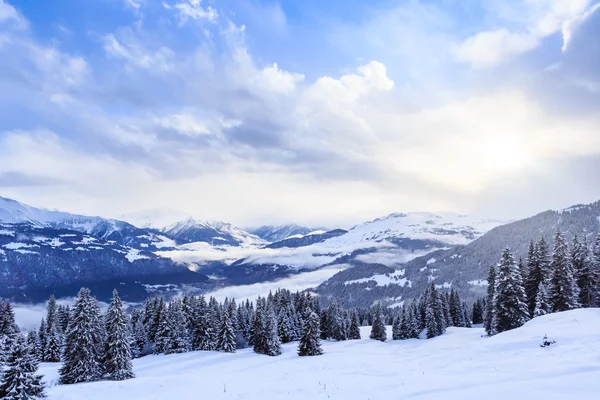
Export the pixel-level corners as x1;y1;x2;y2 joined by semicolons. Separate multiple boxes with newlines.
162;218;264;247
250;224;321;242
0;196;173;249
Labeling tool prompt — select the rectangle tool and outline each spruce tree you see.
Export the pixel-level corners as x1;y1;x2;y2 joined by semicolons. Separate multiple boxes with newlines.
104;290;134;381
348;309;361;340
59;288;104;385
37;319;47;362
298;310;323;357
252;298;268;355
524;240;542;317
462;302;472;328
573;235;595;307
45;295;58;337
369;302;387;342
153;300;171;354
264;306;281;356
45;328;61;363
492;248;530;334
425;282;445;338
167;300;190;354
472;298;484;325
592;234;600;307
0;335;45;399
533;282;550;317
484;266;496;336
392;312;402;340
216;309;236;353
549;230;579;312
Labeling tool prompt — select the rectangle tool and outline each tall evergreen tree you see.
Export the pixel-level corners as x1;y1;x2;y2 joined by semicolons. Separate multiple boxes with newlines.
549;230;579;312
533;282;550;317
104;290;134;381
298;310;323;357
573;235;595;307
348;309;361;340
524;240;542;317
45;327;62;363
472;298;484;325
166;300;190;354
59;288;104;385
592;234;600;307
369;302;387;342
425;282;445;339
37;319;47;362
0;336;45;399
264;306;281;356
216;309;236;353
492;248;529;334
484;266;496;336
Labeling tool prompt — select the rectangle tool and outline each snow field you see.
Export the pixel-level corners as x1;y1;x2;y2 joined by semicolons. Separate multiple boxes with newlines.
39;309;600;399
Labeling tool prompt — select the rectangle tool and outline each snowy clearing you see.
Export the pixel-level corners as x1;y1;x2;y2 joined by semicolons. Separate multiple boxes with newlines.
39;309;600;399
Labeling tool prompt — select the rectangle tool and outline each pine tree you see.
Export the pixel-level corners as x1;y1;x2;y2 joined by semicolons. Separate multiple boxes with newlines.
131;319;148;358
45;295;58;336
298;310;323;357
549;230;579;312
45;328;61;363
592;234;600;307
348;309;361;340
37;319;47;362
369;302;387;342
153;300;171;354
392;311;402;340
492;248;530;334
264;306;281;356
252;298;268;355
0;335;45;399
472;298;484;325
26;331;39;362
573;235;595;307
59;288;104;385
216;309;236;353
425;282;445;339
104;290;134;381
484;266;496;336
533;282;550;317
0;301;19;337
449;289;465;327
462;302;472;328
167;300;190;354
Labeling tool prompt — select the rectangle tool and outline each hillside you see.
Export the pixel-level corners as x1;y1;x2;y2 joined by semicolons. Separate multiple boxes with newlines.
315;201;600;307
38;309;600;399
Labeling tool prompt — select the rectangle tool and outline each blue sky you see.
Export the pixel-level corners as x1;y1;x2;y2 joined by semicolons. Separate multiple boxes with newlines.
1;0;600;227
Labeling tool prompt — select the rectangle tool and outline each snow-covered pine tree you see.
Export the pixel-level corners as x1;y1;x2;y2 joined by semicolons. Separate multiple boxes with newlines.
166;300;190;354
216;308;236;353
26;331;38;361
549;230;579;312
56;305;70;334
572;234;595;307
462;302;472;328
59;288;104;385
425;282;445;339
37;319;47;362
192;295;215;351
131;319;148;358
297;310;323;357
319;309;329;341
0;301;19;338
0;335;45;399
369;302;387;342
492;248;530;334
252;298;267;355
592;234;600;307
533;282;550;317
449;289;465;327
264;306;281;356
45;295;58;336
484;266;496;336
348;309;361;340
104;289;134;381
441;292;452;329
45;327;62;363
524;240;541;317
277;303;297;343
409;301;421;339
153;300;171;354
392;310;402;340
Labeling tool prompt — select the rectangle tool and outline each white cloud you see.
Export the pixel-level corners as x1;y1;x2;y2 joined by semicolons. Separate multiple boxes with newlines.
455;0;594;68
165;0;218;24
562;2;600;51
102;32;174;71
453;29;538;68
0;0;25;27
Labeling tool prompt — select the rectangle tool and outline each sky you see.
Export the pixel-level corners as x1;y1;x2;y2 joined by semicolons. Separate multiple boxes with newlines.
1;0;600;228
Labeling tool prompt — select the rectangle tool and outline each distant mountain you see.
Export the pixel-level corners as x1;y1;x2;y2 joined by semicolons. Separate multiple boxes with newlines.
0;222;209;302
265;229;347;249
0;196;174;250
162;218;264;247
250;224;320;242
313;201;600;307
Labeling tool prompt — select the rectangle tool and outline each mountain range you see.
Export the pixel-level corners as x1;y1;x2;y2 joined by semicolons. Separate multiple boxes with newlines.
11;194;596;308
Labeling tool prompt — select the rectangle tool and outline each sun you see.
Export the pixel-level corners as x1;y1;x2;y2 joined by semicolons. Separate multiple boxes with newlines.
479;135;530;171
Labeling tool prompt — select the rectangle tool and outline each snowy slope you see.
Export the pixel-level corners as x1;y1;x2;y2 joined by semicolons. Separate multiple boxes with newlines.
251;224;320;242
39;309;600;399
322;211;503;248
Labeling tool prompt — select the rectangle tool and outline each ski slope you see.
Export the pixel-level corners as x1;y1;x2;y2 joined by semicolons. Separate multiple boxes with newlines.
40;309;600;399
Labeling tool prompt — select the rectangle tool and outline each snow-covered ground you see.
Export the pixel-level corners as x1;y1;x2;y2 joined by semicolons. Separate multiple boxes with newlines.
39;309;600;399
